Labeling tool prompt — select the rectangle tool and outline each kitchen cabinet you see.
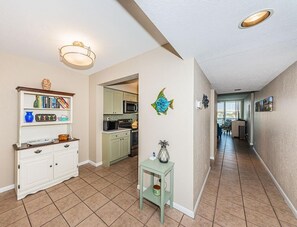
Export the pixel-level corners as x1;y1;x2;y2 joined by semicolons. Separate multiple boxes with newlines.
123;92;138;102
102;130;130;166
103;88;123;114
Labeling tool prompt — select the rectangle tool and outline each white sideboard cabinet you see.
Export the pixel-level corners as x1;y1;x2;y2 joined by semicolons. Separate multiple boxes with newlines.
14;87;79;200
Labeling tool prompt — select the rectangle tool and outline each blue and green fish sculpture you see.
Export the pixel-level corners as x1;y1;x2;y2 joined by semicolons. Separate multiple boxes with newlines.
151;88;174;115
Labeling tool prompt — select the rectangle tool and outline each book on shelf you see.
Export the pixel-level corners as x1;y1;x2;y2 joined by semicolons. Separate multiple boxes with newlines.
56;97;69;109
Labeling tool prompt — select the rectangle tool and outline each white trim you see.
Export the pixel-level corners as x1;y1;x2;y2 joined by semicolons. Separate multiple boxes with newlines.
249;142;253;146
253;147;297;218
89;160;102;167
210;156;214;160
78;160;89;166
193;167;211;217
0;184;15;193
78;160;102;167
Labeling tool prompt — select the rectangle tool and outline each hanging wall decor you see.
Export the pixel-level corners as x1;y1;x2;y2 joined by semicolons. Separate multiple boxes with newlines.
255;96;273;112
151;88;174;115
202;94;209;108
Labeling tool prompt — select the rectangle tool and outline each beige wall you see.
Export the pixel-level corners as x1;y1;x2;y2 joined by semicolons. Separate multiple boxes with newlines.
193;60;211;205
254;61;297;210
0;53;89;188
89;47;199;211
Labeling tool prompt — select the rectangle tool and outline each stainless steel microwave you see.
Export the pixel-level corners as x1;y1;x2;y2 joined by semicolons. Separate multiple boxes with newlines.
123;101;138;113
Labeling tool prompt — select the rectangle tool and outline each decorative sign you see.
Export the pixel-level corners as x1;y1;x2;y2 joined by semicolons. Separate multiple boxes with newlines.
255;96;273;112
35;114;57;122
151;88;174;115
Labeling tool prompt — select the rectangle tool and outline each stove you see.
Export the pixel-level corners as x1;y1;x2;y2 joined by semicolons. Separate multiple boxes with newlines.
118;119;138;157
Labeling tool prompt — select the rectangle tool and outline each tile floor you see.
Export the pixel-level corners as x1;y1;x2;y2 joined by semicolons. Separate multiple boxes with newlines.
1;134;297;226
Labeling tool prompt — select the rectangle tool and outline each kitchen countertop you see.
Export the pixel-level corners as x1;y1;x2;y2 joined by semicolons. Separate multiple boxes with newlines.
102;128;131;134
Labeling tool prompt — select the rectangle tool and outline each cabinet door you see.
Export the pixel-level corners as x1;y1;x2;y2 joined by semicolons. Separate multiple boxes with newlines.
104;88;114;114
120;136;130;157
113;90;123;114
110;138;121;161
19;153;53;191
54;149;78;179
130;94;138;102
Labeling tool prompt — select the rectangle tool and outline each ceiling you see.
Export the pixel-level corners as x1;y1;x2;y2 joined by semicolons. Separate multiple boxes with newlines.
134;0;297;94
0;0;159;75
217;93;250;102
1;1;297;94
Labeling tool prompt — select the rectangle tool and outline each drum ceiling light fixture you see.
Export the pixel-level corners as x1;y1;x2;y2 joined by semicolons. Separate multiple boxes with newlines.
59;41;96;70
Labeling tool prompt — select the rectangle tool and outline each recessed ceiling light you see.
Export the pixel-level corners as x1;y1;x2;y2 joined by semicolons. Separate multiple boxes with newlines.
239;10;272;29
234;89;242;91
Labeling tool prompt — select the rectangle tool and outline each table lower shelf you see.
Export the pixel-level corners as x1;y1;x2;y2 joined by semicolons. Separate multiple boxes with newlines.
143;185;171;207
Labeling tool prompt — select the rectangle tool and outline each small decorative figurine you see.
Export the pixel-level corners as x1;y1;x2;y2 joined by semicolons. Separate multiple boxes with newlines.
42;79;51;90
151;88;174;115
157;140;170;163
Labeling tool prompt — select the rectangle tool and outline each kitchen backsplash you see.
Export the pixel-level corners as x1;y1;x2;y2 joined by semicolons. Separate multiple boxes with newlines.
103;113;137;121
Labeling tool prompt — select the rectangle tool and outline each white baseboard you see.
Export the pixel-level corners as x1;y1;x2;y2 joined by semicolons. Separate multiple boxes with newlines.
253;147;297;218
78;160;102;167
0;184;15;193
193;166;211;217
89;160;102;167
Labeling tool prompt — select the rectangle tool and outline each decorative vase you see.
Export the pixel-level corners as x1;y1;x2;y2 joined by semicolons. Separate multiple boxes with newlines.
157;140;170;163
25;111;34;123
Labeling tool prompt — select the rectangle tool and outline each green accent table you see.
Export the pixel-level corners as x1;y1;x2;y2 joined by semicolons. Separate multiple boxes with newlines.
139;159;174;224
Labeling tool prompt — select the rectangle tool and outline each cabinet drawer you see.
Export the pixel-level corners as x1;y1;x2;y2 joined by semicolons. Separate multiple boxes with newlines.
19;146;53;159
53;141;79;151
110;131;130;139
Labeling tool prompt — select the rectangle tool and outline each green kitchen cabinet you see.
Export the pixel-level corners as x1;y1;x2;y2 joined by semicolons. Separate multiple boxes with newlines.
103;88;123;114
102;130;130;166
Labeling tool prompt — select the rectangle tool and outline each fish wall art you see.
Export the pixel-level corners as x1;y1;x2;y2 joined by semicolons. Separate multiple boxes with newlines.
151;88;174;115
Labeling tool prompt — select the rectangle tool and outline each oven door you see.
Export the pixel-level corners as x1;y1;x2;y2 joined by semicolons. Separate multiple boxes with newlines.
130;129;138;156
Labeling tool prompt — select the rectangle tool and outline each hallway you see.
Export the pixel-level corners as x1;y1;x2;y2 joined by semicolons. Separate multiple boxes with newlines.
187;134;297;226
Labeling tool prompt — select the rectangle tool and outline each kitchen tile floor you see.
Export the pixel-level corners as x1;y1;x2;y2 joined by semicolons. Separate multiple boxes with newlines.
1;134;297;226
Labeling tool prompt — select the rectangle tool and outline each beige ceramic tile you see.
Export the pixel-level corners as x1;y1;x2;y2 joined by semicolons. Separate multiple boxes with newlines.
29;204;60;227
103;173;122;183
22;190;47;203
127;200;156;224
46;182;65;193
62;202;93;226
146;210;179;227
79;168;93;177
24;194;52;214
113;178;133;190
200;192;217;207
280;220;297;227
0;189;16;202
274;208;297;226
82;173;102;184
111;212;144;227
113;191;137;210
95;168;113;177
216;198;245;219
243;197;276;218
66;179;89;192
54;193;81;213
92;178;111;191
0;196;23;214
7;217;31;227
74;184;97;201
84;192;110;212
48;185;72;201
125;184;140;199
196;201;215;221
245;207;280;227
214;209;246;227
64;176;81;185
96;201;124;226
100;184;123;199
43;215;69;227
0;205;27;226
76;214;107;227
164;205;184;223
181;214;212;227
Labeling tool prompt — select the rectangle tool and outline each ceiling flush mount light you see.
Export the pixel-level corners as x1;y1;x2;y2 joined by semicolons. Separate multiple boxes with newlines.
59;41;96;70
239;10;272;29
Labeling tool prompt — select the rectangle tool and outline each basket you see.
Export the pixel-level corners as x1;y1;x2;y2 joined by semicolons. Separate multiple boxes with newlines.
58;134;69;141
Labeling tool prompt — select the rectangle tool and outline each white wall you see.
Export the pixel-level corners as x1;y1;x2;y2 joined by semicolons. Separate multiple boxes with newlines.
193;60;211;206
0;52;89;188
89;47;196;211
210;89;217;160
